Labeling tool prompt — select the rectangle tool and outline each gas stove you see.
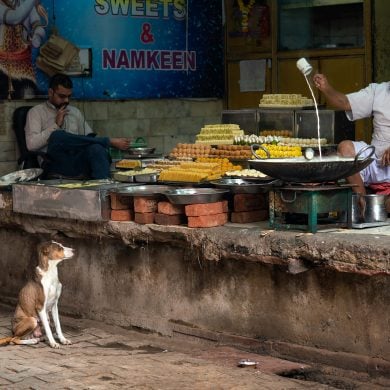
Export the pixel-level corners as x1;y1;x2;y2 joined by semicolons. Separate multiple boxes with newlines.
269;183;354;233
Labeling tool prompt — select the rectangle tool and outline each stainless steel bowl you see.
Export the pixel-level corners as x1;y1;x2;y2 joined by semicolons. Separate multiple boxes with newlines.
127;147;155;156
163;188;229;204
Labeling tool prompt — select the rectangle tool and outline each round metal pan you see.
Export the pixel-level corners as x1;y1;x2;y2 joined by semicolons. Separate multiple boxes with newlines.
249;144;375;183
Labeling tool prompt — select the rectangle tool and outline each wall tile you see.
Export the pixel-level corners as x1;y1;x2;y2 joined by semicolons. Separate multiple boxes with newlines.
189;99;223;117
0;161;17;175
137;99;191;119
83;102;108;121
94;118;150;138
108;101;138;119
0;141;15;162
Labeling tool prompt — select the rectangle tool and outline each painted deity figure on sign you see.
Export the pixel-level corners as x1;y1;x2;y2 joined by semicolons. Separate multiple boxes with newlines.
0;0;48;99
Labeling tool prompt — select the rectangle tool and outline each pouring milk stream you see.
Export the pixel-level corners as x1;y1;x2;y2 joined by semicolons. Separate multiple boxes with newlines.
296;58;322;159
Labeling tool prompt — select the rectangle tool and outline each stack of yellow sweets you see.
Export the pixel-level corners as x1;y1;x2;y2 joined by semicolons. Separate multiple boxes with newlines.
115;159;141;169
253;144;302;159
195;124;244;145
259;94;313;107
158;161;229;182
196;157;242;172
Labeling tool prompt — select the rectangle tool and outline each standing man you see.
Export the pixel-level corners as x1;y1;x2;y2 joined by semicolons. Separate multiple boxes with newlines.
313;73;390;198
25;73;130;179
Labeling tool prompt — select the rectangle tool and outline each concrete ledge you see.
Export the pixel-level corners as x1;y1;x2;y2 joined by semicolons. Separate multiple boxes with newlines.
0;209;389;275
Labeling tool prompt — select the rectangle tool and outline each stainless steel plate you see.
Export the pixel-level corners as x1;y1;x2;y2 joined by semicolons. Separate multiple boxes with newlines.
111;185;172;197
211;178;275;194
163;188;229;204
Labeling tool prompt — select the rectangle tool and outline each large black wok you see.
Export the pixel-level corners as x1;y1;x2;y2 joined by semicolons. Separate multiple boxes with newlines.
249;144;375;183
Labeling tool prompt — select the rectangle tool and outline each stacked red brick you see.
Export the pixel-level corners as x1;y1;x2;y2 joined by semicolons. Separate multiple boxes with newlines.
155;201;186;225
110;193;134;221
134;197;159;224
186;200;228;228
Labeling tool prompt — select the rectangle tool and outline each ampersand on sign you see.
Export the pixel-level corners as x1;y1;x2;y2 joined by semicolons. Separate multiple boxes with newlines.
141;23;154;44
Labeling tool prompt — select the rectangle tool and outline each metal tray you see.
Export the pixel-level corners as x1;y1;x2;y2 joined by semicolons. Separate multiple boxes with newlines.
113;172;135;182
111;185;172;197
122;153;162;159
158;180;213;188
134;173;159;183
352;220;390;229
163;188;229;204
225;175;274;182
210;178;276;194
113;172;159;183
37;179;127;190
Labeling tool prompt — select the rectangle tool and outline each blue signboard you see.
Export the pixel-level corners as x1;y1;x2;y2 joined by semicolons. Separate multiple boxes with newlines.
30;0;224;99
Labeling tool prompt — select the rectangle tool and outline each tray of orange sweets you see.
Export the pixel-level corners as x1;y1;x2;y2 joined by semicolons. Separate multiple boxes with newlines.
158;159;242;184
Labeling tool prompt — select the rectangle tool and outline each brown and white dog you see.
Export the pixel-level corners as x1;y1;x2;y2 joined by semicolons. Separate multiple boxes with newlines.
0;241;74;348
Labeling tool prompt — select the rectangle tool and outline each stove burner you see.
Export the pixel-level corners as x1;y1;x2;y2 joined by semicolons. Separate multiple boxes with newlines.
276;182;355;191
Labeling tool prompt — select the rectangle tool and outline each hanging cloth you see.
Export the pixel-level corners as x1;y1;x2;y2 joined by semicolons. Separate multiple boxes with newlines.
36;33;79;76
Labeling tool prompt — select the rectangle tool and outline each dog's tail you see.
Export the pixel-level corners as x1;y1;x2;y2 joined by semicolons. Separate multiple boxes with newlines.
0;336;14;346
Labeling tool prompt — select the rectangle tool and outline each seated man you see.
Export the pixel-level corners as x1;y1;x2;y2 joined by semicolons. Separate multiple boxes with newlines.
25;73;130;179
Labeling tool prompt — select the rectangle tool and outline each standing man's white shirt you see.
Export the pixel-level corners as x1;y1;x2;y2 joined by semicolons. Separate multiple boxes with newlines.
346;82;390;159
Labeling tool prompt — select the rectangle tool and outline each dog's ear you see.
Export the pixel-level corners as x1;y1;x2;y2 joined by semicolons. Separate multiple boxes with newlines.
37;242;52;271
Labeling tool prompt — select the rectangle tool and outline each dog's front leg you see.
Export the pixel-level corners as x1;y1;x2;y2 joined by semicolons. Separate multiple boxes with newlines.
38;309;59;348
51;301;71;345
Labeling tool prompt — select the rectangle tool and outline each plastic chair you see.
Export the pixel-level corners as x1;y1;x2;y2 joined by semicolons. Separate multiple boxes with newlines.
12;106;48;170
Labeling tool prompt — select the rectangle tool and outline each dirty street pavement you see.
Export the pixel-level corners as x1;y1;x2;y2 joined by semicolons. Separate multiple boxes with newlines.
0;304;335;390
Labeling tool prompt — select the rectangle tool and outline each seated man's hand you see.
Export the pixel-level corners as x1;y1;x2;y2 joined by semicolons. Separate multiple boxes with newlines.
110;138;131;150
56;105;69;128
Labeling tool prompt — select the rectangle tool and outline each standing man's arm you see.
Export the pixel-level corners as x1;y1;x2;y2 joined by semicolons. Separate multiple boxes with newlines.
312;73;351;111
